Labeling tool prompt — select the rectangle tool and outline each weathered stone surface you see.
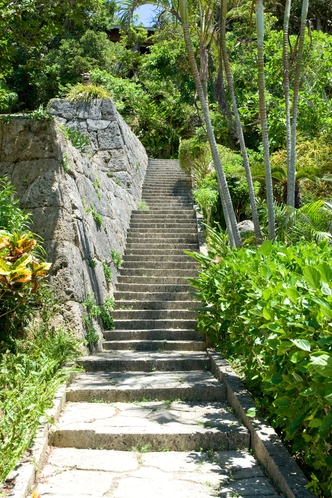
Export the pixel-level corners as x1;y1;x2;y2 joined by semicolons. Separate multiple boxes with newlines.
0;100;148;345
237;219;255;234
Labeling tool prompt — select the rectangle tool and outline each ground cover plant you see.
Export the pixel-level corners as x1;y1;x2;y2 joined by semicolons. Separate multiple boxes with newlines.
188;231;332;496
0;178;82;486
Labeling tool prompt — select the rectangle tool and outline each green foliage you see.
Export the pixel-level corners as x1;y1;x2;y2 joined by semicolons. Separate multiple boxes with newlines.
110;249;123;268
82;292;115;345
65;83;111;102
0;178;31;232
188;233;332;495
0;81;17;113
83;203;103;227
59;124;90;153
88;256;97;269
136;200;149;211
0;327;81;483
0;180;52;351
102;261;112;286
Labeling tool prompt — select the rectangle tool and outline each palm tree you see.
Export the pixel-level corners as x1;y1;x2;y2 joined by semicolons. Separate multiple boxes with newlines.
288;0;309;207
255;0;275;240
178;0;242;247
283;0;292;205
219;0;262;244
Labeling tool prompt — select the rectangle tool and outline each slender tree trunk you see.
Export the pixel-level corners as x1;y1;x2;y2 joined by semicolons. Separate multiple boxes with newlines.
220;0;262;244
256;0;275;240
178;0;242;248
284;0;292;206
288;0;309;207
199;43;209;100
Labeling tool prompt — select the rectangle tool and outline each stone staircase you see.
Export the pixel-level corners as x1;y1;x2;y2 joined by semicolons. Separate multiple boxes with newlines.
33;159;282;497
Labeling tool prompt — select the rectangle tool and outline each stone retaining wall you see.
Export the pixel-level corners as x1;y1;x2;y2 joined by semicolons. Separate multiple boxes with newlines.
0;99;148;347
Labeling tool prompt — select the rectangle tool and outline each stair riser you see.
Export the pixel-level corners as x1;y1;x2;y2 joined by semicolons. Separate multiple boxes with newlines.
78;357;210;372
113;292;193;301
115;300;195;310
120;263;197;270
103;341;205;351
113;320;196;330
66;385;225;403
112;310;196;320
104;330;203;341
49;430;249;452
119;270;197;277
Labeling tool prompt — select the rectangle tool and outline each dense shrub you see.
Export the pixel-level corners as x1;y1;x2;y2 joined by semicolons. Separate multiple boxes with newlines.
189;233;332;496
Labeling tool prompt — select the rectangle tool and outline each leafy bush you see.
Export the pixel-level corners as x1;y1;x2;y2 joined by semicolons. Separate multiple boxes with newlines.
0;328;81;483
65;83;111;102
188;233;332;496
0;179;52;351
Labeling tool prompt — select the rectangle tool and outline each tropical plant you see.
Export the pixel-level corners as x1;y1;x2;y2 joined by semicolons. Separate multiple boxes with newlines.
65;83;111;102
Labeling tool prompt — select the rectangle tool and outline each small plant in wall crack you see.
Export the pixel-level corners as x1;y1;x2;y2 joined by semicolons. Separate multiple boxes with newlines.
110;248;123;268
59;123;90;153
137;200;149;211
82;292;115;344
102;261;112;287
88;256;97;269
92;176;102;199
83;201;103;228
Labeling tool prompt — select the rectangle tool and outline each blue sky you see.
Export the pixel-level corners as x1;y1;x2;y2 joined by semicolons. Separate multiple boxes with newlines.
133;4;158;26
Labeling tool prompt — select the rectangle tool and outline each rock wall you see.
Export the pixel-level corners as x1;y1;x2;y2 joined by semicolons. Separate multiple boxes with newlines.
0;99;148;348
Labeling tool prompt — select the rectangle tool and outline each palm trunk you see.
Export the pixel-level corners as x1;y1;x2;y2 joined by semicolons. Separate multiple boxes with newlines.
178;0;242;248
284;0;292;206
256;0;275;240
220;0;262;244
289;0;309;207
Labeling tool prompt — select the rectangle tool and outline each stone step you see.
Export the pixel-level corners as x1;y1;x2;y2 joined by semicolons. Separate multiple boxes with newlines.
49;400;250;451
104;329;203;341
128;227;197;234
116;276;193;285
119;269;197;277
114;300;195;310
122;253;195;262
131;210;195;217
130;222;197;229
125;243;198;251
121;261;197;270
78;351;210;372
114;291;194;301
112;319;196;330
116;282;192;300
112;309;196;320
103;340;205;351
126;235;198;244
66;370;224;403
34;447;283;498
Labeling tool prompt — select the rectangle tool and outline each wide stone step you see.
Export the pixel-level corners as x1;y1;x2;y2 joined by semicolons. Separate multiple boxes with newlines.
122;253;195;262
113;291;194;301
131;210;195;217
66;370;225;403
127;235;198;244
112;309;196;320
112;318;196;330
34;447;282;498
78;351;210;372
121;261;197;270
130;222;197;230
103;339;205;351
128;227;197;235
116;282;192;300
49;400;250;451
125;243;198;251
116;276;193;285
114;300;195;310
104;329;203;341
119;269;197;277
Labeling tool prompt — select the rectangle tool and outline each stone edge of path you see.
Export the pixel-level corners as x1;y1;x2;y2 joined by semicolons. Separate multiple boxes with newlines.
1;374;74;498
208;349;315;498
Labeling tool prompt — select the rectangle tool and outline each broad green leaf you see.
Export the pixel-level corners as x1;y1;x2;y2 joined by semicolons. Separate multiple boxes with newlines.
321;282;332;296
308;418;322;428
312;298;332;319
319;410;332;434
303;266;321;290
325;456;332;469
262;288;271;300
262;307;272;320
260;240;273;257
291;339;311;351
310;354;332;378
317;262;332;283
246;407;256;417
285;287;299;303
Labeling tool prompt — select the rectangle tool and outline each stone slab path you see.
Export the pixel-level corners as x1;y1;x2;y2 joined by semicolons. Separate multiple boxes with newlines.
31;159;283;497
